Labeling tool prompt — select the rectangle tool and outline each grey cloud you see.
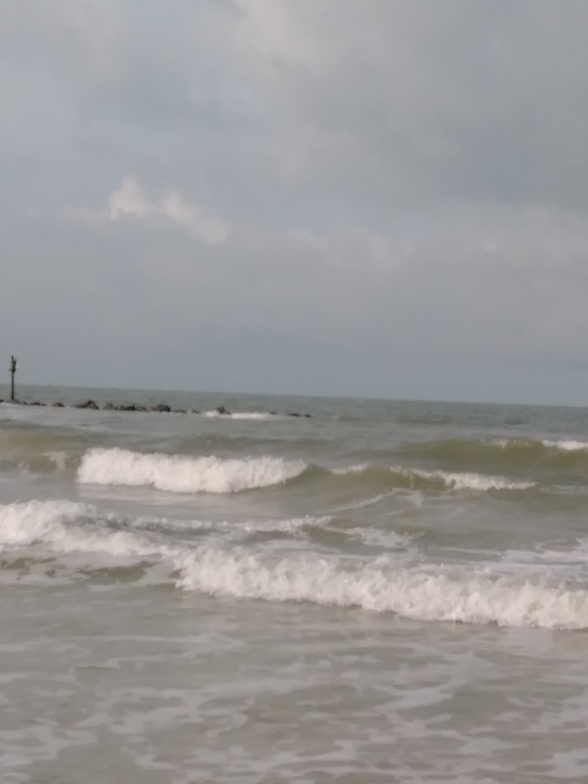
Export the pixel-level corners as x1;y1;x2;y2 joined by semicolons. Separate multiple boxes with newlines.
5;2;588;208
5;201;588;402
9;1;588;217
207;1;588;217
3;1;588;403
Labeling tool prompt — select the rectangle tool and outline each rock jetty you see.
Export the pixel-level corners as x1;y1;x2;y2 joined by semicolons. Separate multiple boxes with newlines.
2;398;311;418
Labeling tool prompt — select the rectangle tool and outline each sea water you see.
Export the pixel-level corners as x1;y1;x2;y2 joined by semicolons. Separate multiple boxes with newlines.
1;385;588;783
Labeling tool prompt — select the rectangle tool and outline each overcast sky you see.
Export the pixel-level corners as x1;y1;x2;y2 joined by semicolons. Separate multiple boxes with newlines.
3;0;588;405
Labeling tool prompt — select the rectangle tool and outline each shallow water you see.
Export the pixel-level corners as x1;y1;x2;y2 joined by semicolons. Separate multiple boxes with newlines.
2;386;588;782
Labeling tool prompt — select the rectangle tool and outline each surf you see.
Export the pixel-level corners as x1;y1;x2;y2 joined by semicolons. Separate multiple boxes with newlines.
77;448;306;493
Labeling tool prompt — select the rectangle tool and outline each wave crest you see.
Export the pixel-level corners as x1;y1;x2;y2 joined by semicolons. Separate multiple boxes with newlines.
0;500;157;556
402;468;535;491
175;548;588;629
77;448;306;494
402;437;588;475
3;500;587;629
327;465;534;492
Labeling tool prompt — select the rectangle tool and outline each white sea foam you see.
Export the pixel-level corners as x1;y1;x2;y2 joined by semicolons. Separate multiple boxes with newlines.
131;514;331;537
492;438;588;452
2;501;588;628
542;439;588;451
330;464;368;475
0;500;89;547
499;539;588;579
175;548;588;629
345;527;414;550
0;501;326;562
329;463;533;491
405;468;535;491
237;516;330;534
0;500;160;557
202;410;276;420
77;448;306;493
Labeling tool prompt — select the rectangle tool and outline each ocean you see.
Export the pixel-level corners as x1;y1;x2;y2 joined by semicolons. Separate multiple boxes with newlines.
1;385;588;783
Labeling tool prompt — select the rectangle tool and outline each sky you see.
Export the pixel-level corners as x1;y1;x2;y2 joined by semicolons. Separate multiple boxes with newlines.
3;0;588;405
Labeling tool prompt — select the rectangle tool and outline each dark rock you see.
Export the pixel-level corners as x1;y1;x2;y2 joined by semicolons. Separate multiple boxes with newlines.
287;412;301;417
30;401;42;406
304;413;312;418
152;403;171;413
190;409;199;414
134;405;148;412
77;400;99;410
215;405;230;415
172;409;186;414
119;404;137;412
52;401;64;407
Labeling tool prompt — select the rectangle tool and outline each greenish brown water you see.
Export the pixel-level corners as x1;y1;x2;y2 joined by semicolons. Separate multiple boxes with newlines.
2;386;588;782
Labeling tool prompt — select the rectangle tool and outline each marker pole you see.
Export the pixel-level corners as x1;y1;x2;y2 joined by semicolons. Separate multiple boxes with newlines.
10;355;17;402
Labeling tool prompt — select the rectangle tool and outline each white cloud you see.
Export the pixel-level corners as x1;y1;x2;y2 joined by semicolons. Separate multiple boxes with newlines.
108;175;156;220
65;175;232;245
159;188;232;245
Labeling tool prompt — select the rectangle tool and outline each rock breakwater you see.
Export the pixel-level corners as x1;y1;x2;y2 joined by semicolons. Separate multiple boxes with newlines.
0;399;312;418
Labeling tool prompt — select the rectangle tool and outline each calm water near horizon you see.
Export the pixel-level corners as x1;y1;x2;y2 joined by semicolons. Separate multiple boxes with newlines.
2;384;588;783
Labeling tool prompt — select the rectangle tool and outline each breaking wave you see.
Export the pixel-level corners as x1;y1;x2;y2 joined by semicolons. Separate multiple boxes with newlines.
0;500;329;554
402;437;588;476
75;448;534;497
0;500;160;556
327;465;534;493
175;548;588;629
77;448;306;493
401;468;535;491
542;439;588;451
2;499;588;629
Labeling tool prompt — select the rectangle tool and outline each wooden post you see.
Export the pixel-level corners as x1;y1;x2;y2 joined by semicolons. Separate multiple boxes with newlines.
10;355;17;402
